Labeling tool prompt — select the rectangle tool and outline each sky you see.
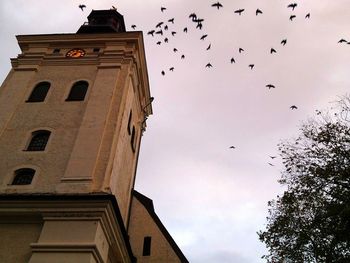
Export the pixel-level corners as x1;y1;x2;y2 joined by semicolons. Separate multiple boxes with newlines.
0;1;349;262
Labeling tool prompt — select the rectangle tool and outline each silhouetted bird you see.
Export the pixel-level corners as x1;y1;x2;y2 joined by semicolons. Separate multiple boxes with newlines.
229;146;236;149
266;84;275;89
338;39;347;43
161;70;165;75
281;39;287;46
169;67;174;71
171;31;177;36
200;34;208;40
183;27;188;33
156;41;161;45
234;9;245;15
194;18;204;23
248;64;254;70
155;30;163;35
189;13;197;20
156;22;164;28
173;48;178;52
230;57;235;63
239;48;244;53
168;18;175;24
256;9;263;15
290;105;298;110
181;54;185;59
287;3;297;10
164;25;168;31
270;48;277;54
196;23;203;30
79;4;86;11
305;13;310;19
164;38;168;43
131;25;136;30
206;63;213;68
269;156;277;159
268;163;274;166
206;44;211;50
212;2;223;9
111;6;117;10
147;30;155;36
289;15;296;21
161;7;167;12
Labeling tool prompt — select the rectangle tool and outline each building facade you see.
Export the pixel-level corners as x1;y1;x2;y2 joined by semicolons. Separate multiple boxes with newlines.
0;10;188;263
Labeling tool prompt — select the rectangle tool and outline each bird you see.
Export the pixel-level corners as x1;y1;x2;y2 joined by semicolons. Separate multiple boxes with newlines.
164;25;168;31
168;18;175;24
270;48;277;54
161;70;165;76
269;156;277;159
161;7;167;12
189;13;197;20
156;22;164;28
289;15;296;21
169;67;174;71
78;4;86;11
256;9;263;15
183;27;188;33
173;48;178;52
338;39;347;43
287;3;297;11
200;34;208;40
281;39;287;46
234;9;245;15
248;64;254;70
268;163;275;166
147;30;155;36
266;84;275;89
212;2;223;9
229;146;236;149
164;38;168;43
196;23;203;30
111;5;117;10
181;54;185;59
206;44;211;50
290;105;298;110
171;31;177;36
206;63;213;68
156;41;161;45
155;30;163;35
131;25;136;30
305;13;310;19
193;18;204;23
230;57;235;64
239;48;244;53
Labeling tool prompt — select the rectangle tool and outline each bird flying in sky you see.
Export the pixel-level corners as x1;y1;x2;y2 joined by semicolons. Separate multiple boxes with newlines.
156;22;164;28
287;3;298;11
78;4;86;11
206;63;213;68
239;48;244;53
290;105;298;110
281;39;287;46
147;30;155;36
168;18;175;24
266;84;275;89
229;146;236;149
211;2;223;10
200;34;208;40
206;44;211;50
290;15;296;21
256;9;263;16
305;13;310;19
131;25;136;30
270;48;277;54
183;27;188;33
161;7;166;12
230;58;235;64
249;64;254;70
234;9;245;15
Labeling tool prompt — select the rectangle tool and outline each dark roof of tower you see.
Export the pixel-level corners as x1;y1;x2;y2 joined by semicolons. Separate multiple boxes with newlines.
132;190;189;263
77;9;126;34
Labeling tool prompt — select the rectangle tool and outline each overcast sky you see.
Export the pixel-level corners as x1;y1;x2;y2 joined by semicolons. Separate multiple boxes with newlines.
1;1;349;262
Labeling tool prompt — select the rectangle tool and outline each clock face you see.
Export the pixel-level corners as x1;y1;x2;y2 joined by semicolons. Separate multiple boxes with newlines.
66;48;86;58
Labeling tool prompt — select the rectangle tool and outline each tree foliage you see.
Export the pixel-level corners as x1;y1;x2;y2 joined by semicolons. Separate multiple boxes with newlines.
259;96;350;263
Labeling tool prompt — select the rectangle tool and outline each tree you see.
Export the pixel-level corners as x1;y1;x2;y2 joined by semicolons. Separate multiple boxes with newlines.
259;95;350;263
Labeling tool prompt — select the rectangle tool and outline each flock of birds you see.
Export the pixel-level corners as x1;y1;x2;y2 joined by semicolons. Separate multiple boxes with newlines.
77;2;348;166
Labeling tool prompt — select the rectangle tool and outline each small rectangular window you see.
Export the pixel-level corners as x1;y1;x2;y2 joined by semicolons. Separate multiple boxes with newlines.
127;111;132;135
142;236;151;256
53;48;60;53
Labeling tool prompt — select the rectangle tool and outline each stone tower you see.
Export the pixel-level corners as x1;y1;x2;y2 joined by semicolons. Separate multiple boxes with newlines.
0;9;188;263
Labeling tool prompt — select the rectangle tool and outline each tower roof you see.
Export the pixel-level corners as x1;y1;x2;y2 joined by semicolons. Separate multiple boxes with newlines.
77;9;126;34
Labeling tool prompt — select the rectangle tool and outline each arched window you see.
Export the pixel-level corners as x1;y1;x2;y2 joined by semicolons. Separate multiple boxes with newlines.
27;130;51;151
26;82;50;102
66;81;89;101
12;168;35;185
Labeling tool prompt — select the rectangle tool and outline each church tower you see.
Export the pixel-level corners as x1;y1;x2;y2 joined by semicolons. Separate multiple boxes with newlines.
0;9;187;263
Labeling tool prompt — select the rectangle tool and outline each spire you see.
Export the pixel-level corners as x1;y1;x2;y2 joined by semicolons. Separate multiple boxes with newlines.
77;9;126;34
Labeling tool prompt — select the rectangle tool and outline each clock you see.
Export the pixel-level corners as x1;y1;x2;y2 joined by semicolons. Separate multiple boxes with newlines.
66;48;86;58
